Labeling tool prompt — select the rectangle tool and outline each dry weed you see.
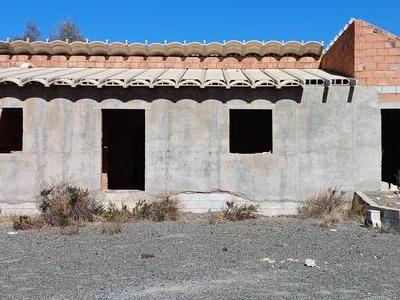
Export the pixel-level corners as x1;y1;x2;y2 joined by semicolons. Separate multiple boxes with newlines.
13;215;44;230
299;189;350;227
221;201;259;221
38;182;103;227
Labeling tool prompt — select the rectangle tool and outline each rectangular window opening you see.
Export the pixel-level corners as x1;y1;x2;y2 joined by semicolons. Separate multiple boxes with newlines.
229;109;272;154
102;109;145;190
0;108;23;153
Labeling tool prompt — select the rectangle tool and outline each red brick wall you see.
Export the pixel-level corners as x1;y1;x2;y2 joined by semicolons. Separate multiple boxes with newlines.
322;20;400;86
0;54;320;69
321;22;355;77
353;20;400;86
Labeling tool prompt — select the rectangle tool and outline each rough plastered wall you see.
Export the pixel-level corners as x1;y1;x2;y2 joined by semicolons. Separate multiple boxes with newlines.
0;85;380;215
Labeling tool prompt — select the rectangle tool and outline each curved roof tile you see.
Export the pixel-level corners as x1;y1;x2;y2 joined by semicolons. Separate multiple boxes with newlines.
0;40;324;57
0;67;355;89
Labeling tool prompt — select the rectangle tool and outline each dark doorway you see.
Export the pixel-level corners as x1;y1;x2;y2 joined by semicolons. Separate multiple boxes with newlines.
382;109;400;185
102;109;145;190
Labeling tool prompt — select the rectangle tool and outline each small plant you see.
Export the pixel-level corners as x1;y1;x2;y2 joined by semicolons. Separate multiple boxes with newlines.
148;197;178;222
221;201;259;221
101;197;178;224
208;212;222;224
132;199;152;219
0;213;15;225
13;215;43;230
38;182;103;227
101;222;122;235
299;188;349;227
102;203;133;223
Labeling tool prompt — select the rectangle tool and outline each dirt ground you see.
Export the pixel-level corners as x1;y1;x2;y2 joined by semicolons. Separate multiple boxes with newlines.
0;217;399;299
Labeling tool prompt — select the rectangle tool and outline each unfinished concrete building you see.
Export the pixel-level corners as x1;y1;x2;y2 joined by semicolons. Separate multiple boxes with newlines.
0;19;399;215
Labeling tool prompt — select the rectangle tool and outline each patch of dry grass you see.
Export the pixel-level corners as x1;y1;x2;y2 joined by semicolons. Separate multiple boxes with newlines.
100;197;179;234
298;189;351;227
148;197;178;221
102;203;133;223
12;215;44;230
101;222;123;235
0;214;15;225
220;201;259;221
102;197;178;223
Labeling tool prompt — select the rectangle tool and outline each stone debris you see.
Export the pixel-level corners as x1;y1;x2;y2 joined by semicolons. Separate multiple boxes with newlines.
280;258;299;264
304;258;316;267
260;257;276;264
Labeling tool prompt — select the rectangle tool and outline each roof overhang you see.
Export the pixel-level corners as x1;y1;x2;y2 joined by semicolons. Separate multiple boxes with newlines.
0;68;356;89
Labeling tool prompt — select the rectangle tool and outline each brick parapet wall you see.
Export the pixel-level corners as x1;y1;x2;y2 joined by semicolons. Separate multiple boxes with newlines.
322;19;400;87
320;22;355;77
0;54;320;69
353;20;400;86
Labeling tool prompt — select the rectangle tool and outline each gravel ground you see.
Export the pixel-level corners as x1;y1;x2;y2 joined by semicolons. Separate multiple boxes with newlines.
0;217;399;300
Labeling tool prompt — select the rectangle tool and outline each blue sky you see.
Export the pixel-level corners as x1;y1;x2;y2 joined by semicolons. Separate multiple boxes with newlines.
1;0;399;44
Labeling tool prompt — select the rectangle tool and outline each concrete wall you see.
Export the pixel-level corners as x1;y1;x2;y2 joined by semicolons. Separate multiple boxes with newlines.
0;85;381;215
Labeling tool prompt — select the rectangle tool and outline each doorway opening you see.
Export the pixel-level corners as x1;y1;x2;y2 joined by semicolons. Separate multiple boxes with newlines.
381;109;400;185
102;109;145;190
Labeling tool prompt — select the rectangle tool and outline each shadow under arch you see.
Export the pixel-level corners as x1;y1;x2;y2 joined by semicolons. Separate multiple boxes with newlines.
0;85;304;104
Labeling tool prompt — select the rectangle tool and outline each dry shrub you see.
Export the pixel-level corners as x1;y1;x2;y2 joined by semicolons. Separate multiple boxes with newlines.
100;203;132;235
132;199;152;219
299;189;350;227
221;201;259;221
99;197;178;234
102;203;133;223
0;213;15;225
13;215;44;230
101;222;122;235
208;212;222;224
60;224;80;235
149;197;178;221
101;197;178;224
38;182;103;227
